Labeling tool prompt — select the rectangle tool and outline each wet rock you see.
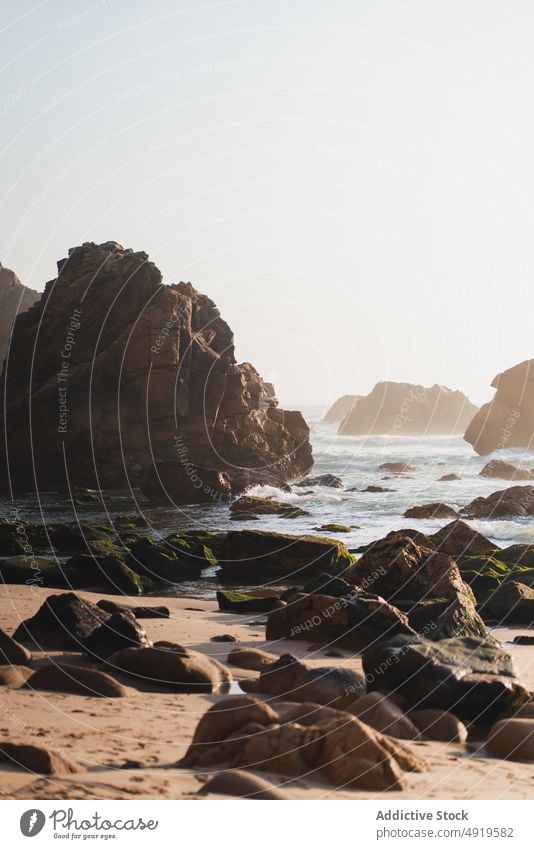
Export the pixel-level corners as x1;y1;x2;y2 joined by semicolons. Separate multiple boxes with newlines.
360;485;396;492
27;663;128;697
216;591;280;614
246;654;365;708
199;769;289;800
485;718;534;761
126;536;203;582
479;459;534;481
465;485;534;519
50;523;116;554
230;495;309;519
513;634;534;645
65;553;144;594
14;592;109;650
96;599;170;618
404;503;459;520
498;544;534;568
354;532;470;604
347;692;421;740
295;474;344;489
105;645;231;692
84;611;150;660
439;473;461;481
227;647;278;671
0;741;80;775
179;695;425;791
0;665;33;687
315;523;352;533
464;359;534;455
363;635;529;722
220;530;356;582
378;462;415;474
0;556;70;587
0;628;32;665
429;520;496;558
266;591;415;651
410;709;468;743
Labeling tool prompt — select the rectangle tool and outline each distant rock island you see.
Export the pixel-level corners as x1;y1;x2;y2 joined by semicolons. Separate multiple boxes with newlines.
322;394;362;423
464;359;534;455
0;263;39;366
337;381;478;436
0;242;312;500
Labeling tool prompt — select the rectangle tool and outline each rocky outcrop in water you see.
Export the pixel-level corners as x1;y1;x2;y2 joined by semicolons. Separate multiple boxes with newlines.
322;394;361;423
0;242;312;499
0;263;39;367
464;360;534;455
338;381;477;436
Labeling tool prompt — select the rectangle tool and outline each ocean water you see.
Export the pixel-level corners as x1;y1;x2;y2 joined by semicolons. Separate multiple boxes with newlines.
2;409;534;598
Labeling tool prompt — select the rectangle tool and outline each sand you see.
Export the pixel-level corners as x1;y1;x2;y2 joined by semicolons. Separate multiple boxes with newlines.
0;583;533;800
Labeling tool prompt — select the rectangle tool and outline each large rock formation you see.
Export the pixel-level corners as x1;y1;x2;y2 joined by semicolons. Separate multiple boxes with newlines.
338;381;477;436
322;394;361;424
464;360;534;455
0;242;312;499
0;263;39;367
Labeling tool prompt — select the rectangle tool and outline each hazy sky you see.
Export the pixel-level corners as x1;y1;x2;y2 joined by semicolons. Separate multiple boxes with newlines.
2;0;534;409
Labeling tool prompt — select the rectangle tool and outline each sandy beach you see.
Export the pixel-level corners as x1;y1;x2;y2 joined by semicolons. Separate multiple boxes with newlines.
0;583;532;801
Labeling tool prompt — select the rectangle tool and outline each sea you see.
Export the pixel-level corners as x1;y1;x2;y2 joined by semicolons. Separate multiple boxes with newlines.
2;406;533;599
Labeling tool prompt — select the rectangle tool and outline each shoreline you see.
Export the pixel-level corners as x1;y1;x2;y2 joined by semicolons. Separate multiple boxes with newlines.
0;583;532;800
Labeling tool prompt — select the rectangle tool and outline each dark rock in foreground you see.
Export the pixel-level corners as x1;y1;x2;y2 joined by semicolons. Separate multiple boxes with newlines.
14;592;109;650
84;611;149;660
363;635;529;722
220;530;356;582
339;381;477;436
216;591;280;614
266;591;415;651
464;485;534;519
105;644;232;693
479;459;534;481
429;520;496;557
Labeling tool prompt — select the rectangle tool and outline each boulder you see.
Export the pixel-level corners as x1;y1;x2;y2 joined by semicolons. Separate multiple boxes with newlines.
353;532;470;604
314;523;352;532
179;695;425;791
478;581;534;626
485;718;534;761
219;530;356;582
429;520;496;557
199;769;289;800
347;692;421;740
0;262;39;365
0;665;33;687
265;591;415;651
498;544;534;568
405;593;489;641
126;537;202;583
27;663;127;697
360;485;396;492
301;572;355;597
227;647;279;671
0;628;32;665
378;462;416;474
84;611;150;660
339;381;477;437
245;654;366;707
216;591;280;614
14;592;109;650
479;459;534;481
464;359;534;455
464;486;534;519
64;553;144;594
0;241;312;497
404;503;459;520
230;495;309;519
0;556;71;587
105;645;231;692
439;473;461;481
295;474;344;489
0;740;80;775
363;635;529;722
410;709;468;743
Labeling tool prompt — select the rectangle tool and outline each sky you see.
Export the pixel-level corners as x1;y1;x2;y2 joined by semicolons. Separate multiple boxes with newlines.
1;0;534;410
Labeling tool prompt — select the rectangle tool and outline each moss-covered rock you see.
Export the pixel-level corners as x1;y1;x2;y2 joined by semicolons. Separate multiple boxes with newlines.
220;530;356;582
65;553;144;594
315;523;352;533
0;556;71;587
127;537;202;583
230;495;309;519
216;590;280;613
